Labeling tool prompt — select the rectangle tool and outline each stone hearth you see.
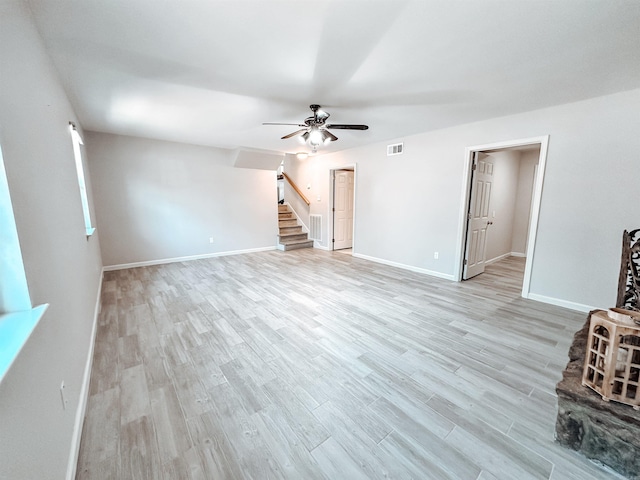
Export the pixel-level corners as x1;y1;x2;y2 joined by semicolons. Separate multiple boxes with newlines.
556;310;640;479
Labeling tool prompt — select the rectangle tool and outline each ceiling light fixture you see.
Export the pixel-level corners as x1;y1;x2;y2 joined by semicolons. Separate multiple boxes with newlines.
308;127;323;147
303;127;335;152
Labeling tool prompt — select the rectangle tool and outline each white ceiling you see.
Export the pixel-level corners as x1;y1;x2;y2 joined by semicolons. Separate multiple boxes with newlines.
28;0;640;155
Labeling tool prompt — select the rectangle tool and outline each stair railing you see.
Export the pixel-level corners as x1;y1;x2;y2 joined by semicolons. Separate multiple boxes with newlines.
282;172;310;206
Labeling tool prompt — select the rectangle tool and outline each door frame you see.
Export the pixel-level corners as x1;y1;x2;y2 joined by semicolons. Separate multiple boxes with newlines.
329;164;357;251
454;135;549;298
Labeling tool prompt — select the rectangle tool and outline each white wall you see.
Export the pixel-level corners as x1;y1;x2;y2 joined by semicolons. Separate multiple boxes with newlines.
291;89;640;310
282;153;311;227
0;2;103;478
512;149;539;254
86;132;278;267
482;148;539;261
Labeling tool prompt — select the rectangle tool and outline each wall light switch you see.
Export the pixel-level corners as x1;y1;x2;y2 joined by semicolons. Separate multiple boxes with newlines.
317;196;321;202
209;237;214;244
434;252;439;259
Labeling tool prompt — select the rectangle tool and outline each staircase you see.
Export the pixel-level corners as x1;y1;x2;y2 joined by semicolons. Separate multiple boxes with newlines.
277;204;313;251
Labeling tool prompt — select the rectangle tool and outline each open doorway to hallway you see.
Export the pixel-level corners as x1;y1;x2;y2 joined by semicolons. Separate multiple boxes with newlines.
456;136;549;299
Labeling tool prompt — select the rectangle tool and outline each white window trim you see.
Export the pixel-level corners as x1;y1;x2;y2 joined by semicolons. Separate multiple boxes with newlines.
69;123;95;237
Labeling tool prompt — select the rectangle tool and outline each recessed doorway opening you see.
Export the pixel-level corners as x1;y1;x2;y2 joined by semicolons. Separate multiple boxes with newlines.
455;136;549;299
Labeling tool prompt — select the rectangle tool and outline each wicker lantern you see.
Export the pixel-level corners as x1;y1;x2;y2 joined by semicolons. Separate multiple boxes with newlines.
582;309;640;410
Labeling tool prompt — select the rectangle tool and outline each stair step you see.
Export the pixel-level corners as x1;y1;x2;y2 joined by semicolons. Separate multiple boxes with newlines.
279;219;298;227
279;232;309;242
275;203;311;250
279;226;302;235
279;239;314;251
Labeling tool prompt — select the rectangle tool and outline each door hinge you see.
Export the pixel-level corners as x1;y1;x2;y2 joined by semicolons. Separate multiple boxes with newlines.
332;208;335;212
472;163;477;171
332;239;335;243
467;212;472;220
464;259;467;265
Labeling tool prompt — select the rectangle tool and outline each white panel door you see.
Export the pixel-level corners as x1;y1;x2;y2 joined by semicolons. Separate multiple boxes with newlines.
333;170;354;250
463;154;494;279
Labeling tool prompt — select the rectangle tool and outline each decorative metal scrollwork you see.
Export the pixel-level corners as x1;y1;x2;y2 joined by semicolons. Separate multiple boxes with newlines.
618;229;640;311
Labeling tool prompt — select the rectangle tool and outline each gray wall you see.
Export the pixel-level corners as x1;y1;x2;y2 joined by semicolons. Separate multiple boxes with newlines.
291;88;640;310
0;2;103;478
86;132;278;267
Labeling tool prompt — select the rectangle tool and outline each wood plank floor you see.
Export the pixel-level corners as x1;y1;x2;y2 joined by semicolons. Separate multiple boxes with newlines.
76;250;623;479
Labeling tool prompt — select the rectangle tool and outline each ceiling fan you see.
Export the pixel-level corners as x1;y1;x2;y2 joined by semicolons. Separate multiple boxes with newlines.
263;104;368;152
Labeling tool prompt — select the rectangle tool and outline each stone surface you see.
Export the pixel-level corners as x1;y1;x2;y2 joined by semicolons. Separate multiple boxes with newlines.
556;310;640;479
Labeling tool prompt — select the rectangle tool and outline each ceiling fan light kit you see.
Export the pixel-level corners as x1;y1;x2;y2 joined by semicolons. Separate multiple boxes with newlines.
264;104;368;153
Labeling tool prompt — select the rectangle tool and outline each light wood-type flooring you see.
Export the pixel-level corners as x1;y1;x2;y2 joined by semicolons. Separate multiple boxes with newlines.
76;250;622;479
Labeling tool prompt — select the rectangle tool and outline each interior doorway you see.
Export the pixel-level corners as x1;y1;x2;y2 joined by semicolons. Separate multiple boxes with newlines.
455;136;549;298
330;167;355;252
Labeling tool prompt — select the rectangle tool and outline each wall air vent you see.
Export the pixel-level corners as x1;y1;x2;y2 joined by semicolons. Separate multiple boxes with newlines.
309;215;322;241
387;143;403;156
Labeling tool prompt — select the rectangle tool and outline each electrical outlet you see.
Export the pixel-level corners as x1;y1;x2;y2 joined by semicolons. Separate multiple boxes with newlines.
434;252;439;259
209;237;214;244
60;381;67;410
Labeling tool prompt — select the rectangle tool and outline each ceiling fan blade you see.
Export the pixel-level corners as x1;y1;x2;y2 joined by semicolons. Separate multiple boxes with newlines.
326;124;369;130
263;122;307;126
281;129;307;140
324;130;338;142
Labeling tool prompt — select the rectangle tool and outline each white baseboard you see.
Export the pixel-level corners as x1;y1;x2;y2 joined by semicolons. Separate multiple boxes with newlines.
527;292;598;313
485;252;526;265
66;270;104;480
353;253;456;281
103;246;276;271
485;252;512;265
